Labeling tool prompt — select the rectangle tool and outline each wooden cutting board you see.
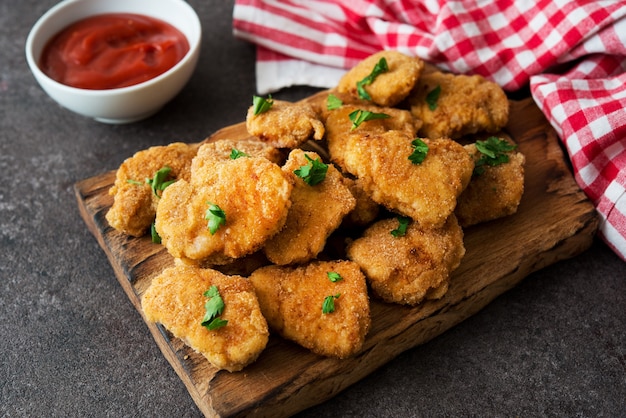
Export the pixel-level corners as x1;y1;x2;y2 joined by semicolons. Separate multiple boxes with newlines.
74;96;599;417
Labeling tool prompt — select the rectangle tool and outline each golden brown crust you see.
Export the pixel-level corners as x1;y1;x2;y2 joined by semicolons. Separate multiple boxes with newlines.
246;99;325;148
409;71;509;139
263;149;356;265
141;265;269;372
347;215;465;305
337;50;424;107
155;156;292;264
455;141;526;227
105;142;199;237
249;260;370;358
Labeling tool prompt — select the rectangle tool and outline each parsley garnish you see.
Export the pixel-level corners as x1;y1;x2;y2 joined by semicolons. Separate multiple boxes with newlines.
356;57;389;100
150;222;161;244
327;93;343;110
294;154;328;186
473;136;517;176
252;95;273;115
409;138;429;165
204;202;226;234
349;109;390;130
147;166;176;197
426;85;441;110
201;285;228;330
390;216;411;237
229;148;249;159
327;272;343;282
322;293;341;314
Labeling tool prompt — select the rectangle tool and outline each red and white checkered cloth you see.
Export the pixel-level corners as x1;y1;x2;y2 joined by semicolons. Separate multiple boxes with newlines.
233;0;626;262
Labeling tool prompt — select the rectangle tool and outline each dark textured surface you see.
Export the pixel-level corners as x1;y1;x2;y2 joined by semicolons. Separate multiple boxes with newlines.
1;1;625;417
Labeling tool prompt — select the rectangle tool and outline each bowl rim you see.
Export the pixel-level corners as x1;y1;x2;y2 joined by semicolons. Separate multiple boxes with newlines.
24;0;202;96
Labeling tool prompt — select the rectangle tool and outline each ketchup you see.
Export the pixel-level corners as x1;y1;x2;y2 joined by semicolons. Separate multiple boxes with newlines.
39;13;190;90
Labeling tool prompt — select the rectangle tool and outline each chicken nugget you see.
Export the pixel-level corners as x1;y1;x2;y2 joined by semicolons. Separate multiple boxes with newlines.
455;139;525;227
409;71;509;139
337;50;424;107
155;156;292;265
342;177;380;227
264;149;356;265
193;138;285;169
337;132;474;228
347;215;465;305
105;142;199;237
249;260;370;358
141;264;269;372
246;99;325;148
325;104;420;171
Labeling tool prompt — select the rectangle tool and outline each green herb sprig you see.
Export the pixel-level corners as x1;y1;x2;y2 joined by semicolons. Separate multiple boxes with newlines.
349;109;390;130
326;93;343;110
201;285;228;330
294;154;328;186
252;95;273;115
426;85;441;110
322;293;341;314
409;138;429;165
473;136;517;176
356;57;389;100
327;272;343;282
390;216;411;237
230;148;250;159
204;202;226;234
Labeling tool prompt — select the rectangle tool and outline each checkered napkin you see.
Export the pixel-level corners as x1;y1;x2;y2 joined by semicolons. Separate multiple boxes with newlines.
233;0;626;262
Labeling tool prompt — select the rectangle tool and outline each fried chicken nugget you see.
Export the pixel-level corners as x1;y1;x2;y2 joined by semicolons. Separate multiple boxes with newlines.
455;141;526;227
194;138;285;167
246;99;325;149
105;142;199;237
409;71;509;139
337;132;474;228
249;260;370;358
155;156;292;265
337;50;424;107
347;215;465;305
325;104;420;172
141;264;269;372
263;149;356;265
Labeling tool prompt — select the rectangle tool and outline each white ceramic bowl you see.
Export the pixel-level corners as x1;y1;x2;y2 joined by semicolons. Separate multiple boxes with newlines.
25;0;201;124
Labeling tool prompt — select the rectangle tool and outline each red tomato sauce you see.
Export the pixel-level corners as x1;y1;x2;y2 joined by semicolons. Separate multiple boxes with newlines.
39;13;190;90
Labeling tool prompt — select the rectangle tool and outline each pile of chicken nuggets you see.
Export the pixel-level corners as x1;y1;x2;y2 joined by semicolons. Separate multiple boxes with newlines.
106;51;525;372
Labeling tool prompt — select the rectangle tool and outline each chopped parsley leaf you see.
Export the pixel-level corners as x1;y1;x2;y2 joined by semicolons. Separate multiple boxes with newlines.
327;93;343;110
322;293;341;314
230;148;250;159
356;57;389;100
327;271;343;282
204;202;226;234
409;138;429;165
150;222;161;244
294;154;328;186
426;85;441;110
349;109;390;130
390;216;411;237
252;95;273;115
144;166;176;197
201;285;228;330
473;136;517;176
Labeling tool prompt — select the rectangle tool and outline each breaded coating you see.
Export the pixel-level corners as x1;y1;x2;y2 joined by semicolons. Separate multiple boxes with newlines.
249;260;370;358
106;142;199;237
341;177;380;227
155;156;292;265
455;141;526;227
325;104;420;172
337;50;424;107
246;99;325;148
409;71;509;139
264;149;356;265
193;138;285;167
335;132;474;228
347;215;465;305
141;265;269;372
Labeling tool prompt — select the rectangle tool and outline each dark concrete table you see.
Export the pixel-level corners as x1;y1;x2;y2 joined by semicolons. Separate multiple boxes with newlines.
2;1;625;416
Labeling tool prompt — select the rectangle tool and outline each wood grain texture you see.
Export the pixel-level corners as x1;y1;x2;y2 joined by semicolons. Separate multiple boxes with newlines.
74;97;598;417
